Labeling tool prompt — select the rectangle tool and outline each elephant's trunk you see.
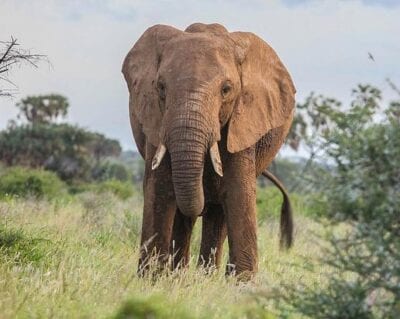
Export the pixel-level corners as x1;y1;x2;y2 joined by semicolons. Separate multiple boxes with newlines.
166;108;210;218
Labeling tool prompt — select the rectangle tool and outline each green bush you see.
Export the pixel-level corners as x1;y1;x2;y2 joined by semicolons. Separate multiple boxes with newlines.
67;182;92;195
92;180;134;200
0;94;122;182
282;84;400;318
256;187;283;222
91;161;130;182
0;124;93;181
257;186;318;222
0;167;66;199
113;296;194;319
302;192;329;218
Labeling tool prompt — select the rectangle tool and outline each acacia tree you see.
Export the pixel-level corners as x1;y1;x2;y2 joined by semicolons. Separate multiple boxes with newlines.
0;37;45;97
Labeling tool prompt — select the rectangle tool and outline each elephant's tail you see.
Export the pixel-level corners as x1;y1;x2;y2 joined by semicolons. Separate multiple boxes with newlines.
261;170;293;249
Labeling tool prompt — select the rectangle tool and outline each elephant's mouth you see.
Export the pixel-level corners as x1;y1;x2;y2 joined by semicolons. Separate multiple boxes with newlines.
151;140;223;217
151;141;223;177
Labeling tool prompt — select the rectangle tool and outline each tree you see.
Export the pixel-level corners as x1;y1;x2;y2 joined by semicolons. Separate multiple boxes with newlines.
16;94;69;124
0;124;92;180
283;84;400;318
284;85;383;193
0;37;45;97
0;123;123;182
87;132;122;163
0;94;123;182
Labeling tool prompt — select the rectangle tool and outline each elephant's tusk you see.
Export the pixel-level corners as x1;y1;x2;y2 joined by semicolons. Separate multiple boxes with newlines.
151;144;167;170
210;142;223;177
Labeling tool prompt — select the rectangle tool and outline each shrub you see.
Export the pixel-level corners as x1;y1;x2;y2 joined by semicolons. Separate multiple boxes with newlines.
256;187;284;222
0;167;66;199
257;186;318;222
92;180;134;200
113;296;194;319
282;84;400;318
67;182;91;195
0;122;122;182
91;161;130;182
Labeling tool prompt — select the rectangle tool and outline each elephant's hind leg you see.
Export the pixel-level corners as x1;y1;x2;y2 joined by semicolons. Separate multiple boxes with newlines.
198;204;227;270
170;209;196;269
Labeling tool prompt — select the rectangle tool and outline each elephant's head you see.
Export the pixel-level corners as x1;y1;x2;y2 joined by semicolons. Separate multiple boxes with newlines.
122;23;295;217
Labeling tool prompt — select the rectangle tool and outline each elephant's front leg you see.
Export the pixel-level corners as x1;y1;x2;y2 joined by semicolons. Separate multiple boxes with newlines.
138;143;176;276
170;209;196;269
198;204;227;269
223;147;258;279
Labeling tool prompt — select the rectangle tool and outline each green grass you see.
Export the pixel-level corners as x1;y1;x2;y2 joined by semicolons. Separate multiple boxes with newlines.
0;190;328;318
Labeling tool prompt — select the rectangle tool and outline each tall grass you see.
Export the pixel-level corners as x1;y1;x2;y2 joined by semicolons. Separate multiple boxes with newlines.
0;191;327;318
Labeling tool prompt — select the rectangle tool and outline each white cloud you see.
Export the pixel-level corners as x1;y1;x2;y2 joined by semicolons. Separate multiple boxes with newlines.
1;0;399;149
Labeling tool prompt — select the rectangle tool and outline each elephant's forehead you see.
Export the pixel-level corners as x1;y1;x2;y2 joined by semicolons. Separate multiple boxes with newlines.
163;33;233;60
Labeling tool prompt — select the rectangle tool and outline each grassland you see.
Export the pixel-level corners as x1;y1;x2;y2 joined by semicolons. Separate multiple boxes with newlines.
0;190;327;318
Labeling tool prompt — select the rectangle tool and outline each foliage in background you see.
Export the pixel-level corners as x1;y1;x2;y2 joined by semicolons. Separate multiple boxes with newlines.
15;94;69;124
0;166;66;199
260;157;330;195
256;186;323;222
0;124;91;180
280;83;400;318
113;296;195;319
0;95;123;182
91;160;131;182
91;179;134;200
119;150;145;183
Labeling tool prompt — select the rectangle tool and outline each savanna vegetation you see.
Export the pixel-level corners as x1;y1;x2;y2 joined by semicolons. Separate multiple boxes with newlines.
0;38;399;318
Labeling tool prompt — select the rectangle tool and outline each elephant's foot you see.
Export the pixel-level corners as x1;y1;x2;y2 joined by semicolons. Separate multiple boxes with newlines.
137;233;174;278
137;248;174;278
225;261;257;281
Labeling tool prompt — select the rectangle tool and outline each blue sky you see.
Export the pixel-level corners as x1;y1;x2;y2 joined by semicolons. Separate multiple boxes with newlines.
1;0;399;149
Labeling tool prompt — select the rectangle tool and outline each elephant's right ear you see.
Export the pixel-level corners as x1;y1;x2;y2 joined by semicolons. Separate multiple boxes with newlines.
227;32;296;153
122;25;182;147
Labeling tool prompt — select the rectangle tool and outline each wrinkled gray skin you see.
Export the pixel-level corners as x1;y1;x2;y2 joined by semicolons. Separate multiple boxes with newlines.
122;23;295;279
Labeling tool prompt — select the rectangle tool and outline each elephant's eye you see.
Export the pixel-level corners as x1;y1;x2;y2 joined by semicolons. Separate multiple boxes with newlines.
157;81;166;101
221;82;232;98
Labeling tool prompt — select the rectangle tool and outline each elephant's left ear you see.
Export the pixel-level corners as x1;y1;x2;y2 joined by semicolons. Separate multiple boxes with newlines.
227;32;296;153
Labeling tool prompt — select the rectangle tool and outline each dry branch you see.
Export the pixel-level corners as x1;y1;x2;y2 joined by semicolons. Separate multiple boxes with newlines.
0;37;46;97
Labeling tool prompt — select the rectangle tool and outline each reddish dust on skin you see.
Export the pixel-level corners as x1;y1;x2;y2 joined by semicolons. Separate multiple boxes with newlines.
122;22;295;278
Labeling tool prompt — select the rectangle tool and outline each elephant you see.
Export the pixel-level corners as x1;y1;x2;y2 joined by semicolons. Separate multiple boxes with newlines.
122;23;296;279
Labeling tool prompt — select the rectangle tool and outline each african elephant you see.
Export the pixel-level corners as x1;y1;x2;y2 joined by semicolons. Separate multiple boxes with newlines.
122;23;296;278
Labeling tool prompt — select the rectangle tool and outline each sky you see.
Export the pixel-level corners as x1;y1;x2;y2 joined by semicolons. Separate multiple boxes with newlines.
0;0;399;150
